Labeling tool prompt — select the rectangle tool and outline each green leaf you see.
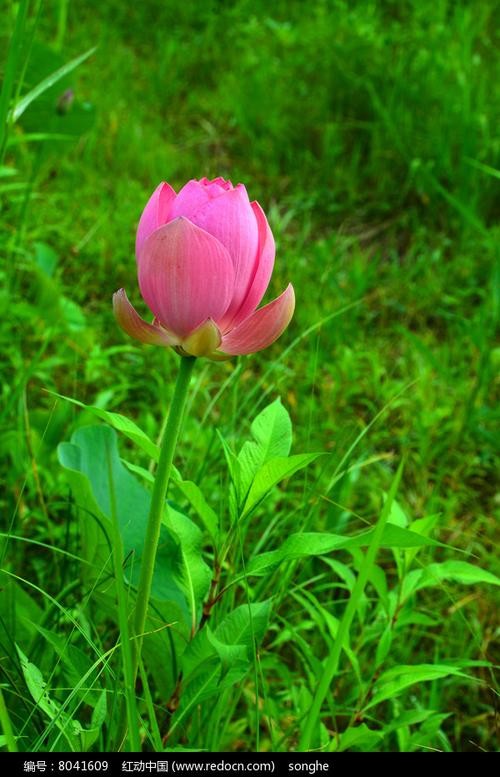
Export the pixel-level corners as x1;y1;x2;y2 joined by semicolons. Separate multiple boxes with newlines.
164;504;212;632
172;478;219;541
214;599;272;650
368;565;389;613
237;398;292;499
58;425;186;610
426;560;500;587
388;498;408;578
382;709;438;736
174;602;272;736
90;690;107;730
217;430;240;485
206;628;248;674
16;644;57;717
323;558;356;590
245;524;446;577
171;660;222;733
402;560;500;600
16;644;85;750
332;723;383;752
406;712;452;751
0;576;44;649
58;424;190;698
216;430;241;521
308;596;362;684
242;453;322;517
404;513;440;567
29;624;102;706
183;603;271;734
55;398;217;541
122;460;154;483
182;600;272;681
389;498;408;527
397;611;439;628
59;297;87;332
52;392;159;460
34;241;58;277
181;629;215;679
364;664;470;711
375;625;393;667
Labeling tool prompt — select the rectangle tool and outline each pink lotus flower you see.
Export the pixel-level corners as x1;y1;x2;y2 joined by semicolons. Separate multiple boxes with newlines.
113;177;295;359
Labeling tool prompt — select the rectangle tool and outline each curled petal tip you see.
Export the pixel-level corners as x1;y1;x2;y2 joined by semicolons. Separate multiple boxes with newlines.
113;288;178;347
219;283;295;356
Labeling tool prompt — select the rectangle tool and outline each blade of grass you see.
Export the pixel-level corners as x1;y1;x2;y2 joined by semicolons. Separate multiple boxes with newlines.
0;686;17;752
139;658;162;752
6;132;75;145
32;645;117;752
464;157;500;180
0;0;29;162
10;46;97;123
105;442;141;752
299;459;405;751
55;0;70;51
12;0;43;112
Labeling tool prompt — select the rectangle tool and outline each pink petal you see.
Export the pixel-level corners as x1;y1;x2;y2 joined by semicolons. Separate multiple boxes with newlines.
224;200;276;330
207;176;233;190
219;284;295;356
138;218;235;338
135;182;176;259
185;185;259;320
169;180;215;220
199;176;234;191
113;288;179;346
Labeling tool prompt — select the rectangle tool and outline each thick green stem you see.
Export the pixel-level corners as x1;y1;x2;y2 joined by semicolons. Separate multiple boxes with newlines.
131;355;196;681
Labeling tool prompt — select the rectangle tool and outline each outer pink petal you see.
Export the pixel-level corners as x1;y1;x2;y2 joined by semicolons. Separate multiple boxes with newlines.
224;200;276;330
185;185;259;320
219;284;295;356
136;182;176;259
138;218;235;338
113;288;179;346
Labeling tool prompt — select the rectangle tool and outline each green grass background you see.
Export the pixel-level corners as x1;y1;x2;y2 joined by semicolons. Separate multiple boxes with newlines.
1;0;498;752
